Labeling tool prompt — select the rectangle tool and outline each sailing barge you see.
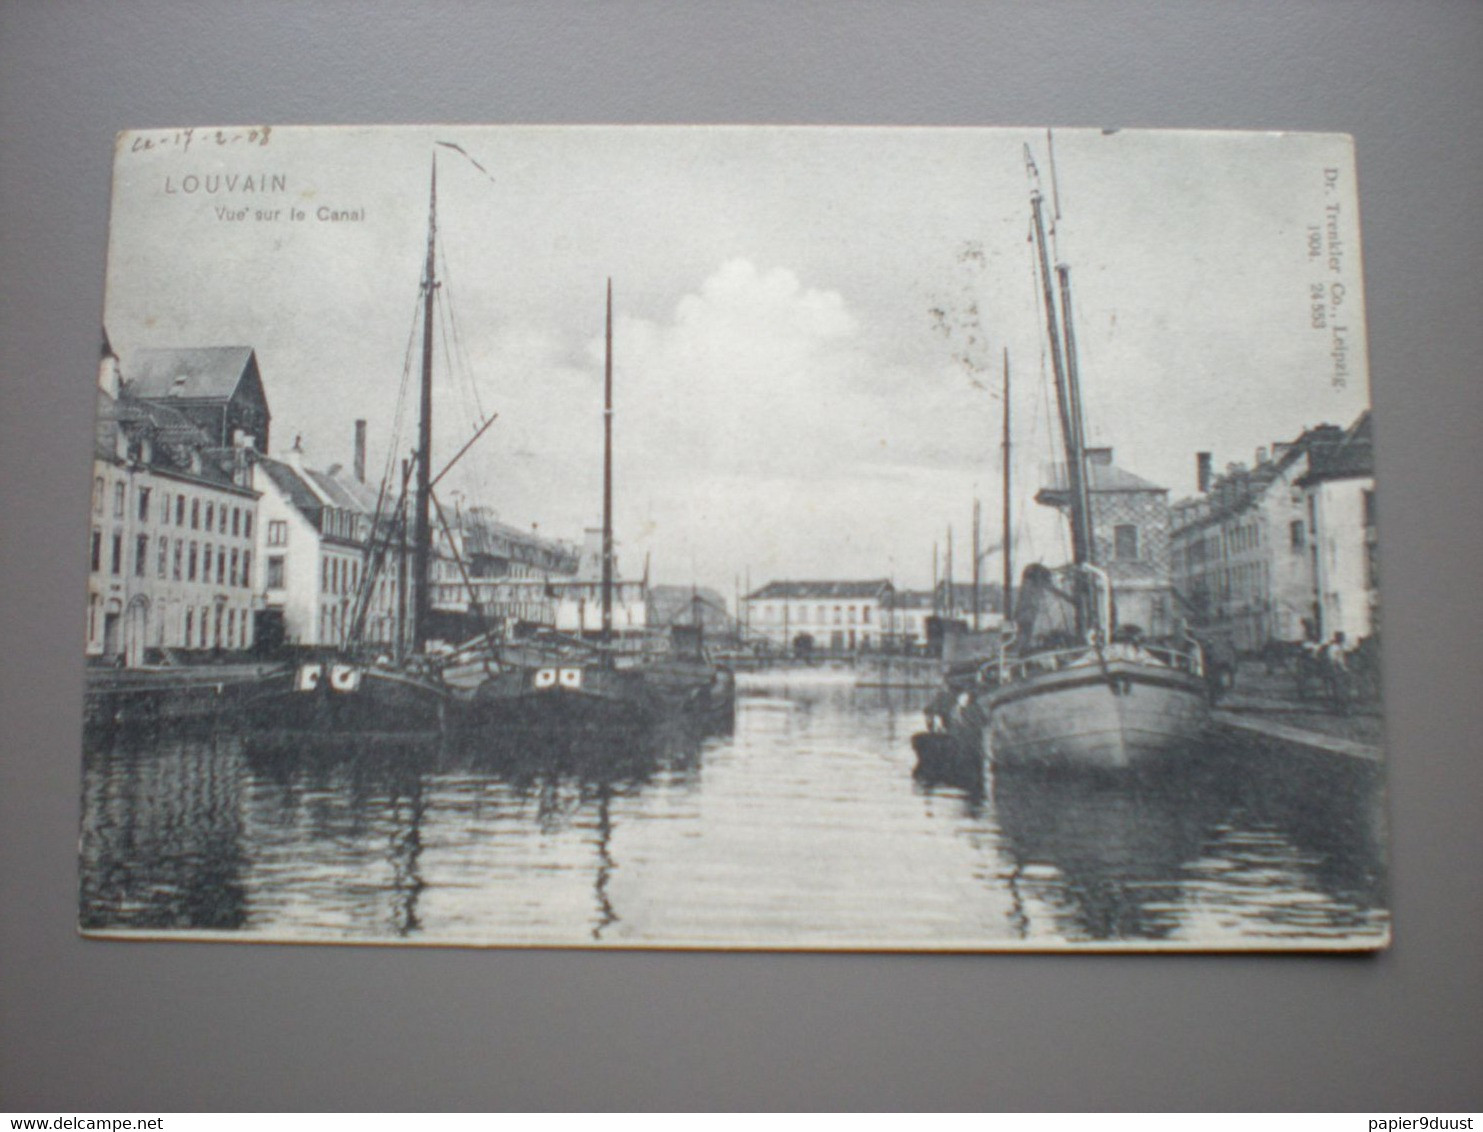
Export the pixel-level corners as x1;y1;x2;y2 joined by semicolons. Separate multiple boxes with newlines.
463;282;736;741
970;152;1209;772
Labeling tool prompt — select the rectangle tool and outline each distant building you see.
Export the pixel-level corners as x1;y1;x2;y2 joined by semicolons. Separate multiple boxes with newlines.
648;585;734;637
88;337;261;664
878;583;1005;653
1171;423;1348;651
743;580;893;652
1298;411;1377;643
1038;447;1177;637
428;507;582;639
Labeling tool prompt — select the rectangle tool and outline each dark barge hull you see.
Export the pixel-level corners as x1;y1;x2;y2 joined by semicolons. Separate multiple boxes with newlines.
237;662;451;740
464;664;660;737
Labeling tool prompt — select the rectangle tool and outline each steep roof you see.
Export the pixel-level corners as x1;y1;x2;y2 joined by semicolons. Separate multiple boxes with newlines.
125;346;257;402
256;457;325;526
1299;411;1374;485
1039;458;1166;507
97;390;244;489
305;468;371;513
746;579;892;601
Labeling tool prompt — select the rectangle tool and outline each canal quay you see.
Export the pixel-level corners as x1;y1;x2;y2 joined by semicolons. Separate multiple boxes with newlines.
79;663;1387;949
81;128;1387;951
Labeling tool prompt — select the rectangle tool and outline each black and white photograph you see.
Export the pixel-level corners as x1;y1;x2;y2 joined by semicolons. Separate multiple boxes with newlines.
79;125;1385;950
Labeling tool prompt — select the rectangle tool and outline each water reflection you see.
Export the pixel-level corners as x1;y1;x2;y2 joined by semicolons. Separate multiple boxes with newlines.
980;744;1388;945
80;728;249;931
79;679;1386;947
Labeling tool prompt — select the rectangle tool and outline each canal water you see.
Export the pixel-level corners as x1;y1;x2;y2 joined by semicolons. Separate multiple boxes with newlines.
79;670;1389;948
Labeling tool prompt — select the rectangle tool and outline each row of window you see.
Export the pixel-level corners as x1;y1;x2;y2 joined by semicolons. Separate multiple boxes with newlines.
91;476;253;541
180;603;252;650
84;596;254;651
322;554;362;597
1195;560;1272;607
88;528;253;589
754;604;877;626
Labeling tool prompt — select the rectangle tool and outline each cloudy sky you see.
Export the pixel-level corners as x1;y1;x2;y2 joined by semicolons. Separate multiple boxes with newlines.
104;126;1370;598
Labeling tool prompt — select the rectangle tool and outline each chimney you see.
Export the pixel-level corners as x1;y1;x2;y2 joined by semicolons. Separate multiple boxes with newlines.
1196;452;1212;494
98;329;122;398
354;419;367;483
285;434;305;471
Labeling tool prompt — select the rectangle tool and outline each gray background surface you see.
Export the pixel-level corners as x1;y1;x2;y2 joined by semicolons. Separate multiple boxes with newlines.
1;0;1479;1111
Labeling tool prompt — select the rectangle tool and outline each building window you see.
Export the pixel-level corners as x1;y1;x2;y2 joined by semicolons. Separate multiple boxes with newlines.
267;555;285;590
188;542;198;582
1114;524;1139;561
158;538;168;579
268;520;288;547
230;548;240;587
110;532;122;575
219;505;228;534
202;544;212;583
242;551;252;588
138;487;151;522
862;606;871;624
232;508;241;537
176;496;185;526
135;535;148;577
243;512;253;539
93;477;104;515
173;542;183;580
199;608;209;648
160;492;170;525
191;499;200;529
1290;519;1306;551
204;503;214;532
1363;488;1377;529
833;606;842;625
113;482;125;518
218;548;227;585
90;529;102;572
184;608;193;645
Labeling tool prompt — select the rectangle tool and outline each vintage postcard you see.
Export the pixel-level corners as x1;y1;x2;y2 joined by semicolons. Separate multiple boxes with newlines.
80;126;1386;949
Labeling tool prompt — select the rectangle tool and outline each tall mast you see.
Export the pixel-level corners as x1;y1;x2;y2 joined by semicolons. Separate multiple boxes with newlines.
945;525;954;617
398;458;412;658
1030;187;1090;571
1057;264;1095;566
412;157;438;650
971;499;981;631
931;543;939;616
601;278;614;645
1001;348;1013;617
1030;185;1095;640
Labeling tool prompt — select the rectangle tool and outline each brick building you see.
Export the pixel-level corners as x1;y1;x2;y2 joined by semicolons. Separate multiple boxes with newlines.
124;346;272;453
1038;448;1177;637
